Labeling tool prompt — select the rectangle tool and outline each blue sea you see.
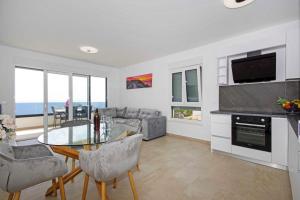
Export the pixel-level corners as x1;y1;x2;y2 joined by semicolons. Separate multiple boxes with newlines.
16;102;106;116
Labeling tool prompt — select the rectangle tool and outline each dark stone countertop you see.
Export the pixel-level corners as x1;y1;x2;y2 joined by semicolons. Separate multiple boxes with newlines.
210;110;287;118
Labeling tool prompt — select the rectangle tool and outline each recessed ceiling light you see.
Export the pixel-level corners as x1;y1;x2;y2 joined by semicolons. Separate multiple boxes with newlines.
80;46;98;54
224;0;255;9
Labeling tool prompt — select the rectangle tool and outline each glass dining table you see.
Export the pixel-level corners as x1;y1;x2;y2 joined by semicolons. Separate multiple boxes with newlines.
38;121;130;196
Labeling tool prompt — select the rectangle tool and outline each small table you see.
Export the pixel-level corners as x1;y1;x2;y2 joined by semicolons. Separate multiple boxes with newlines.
38;122;129;196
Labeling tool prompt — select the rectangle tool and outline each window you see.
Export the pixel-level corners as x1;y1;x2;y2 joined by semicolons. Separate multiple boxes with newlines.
15;66;108;133
171;65;202;121
172;72;182;102
15;67;44;116
172;106;202;121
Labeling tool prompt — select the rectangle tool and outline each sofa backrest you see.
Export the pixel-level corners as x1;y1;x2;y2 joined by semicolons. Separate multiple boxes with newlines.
116;107;127;118
138;108;161;119
99;108;117;118
124;108;140;119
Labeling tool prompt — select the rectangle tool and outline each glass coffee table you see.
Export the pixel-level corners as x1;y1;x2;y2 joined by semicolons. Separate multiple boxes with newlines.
38;121;130;196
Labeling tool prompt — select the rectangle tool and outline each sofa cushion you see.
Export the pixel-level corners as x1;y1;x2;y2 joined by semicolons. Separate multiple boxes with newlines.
113;118;127;124
99;108;117;118
116;107;127;118
124;108;140;119
138;109;161;119
125;119;141;128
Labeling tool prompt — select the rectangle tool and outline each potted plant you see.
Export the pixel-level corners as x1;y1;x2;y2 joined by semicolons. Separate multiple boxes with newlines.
0;115;16;140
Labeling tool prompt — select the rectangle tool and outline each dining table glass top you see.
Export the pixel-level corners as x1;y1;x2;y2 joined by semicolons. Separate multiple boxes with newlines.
38;122;129;146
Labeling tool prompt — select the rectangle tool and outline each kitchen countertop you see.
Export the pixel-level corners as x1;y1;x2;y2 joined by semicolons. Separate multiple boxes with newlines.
210;110;287;118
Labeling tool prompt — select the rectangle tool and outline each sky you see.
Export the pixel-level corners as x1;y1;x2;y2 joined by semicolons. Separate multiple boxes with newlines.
15;68;106;103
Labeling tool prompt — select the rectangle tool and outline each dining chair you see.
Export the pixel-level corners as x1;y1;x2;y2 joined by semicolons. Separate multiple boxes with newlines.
0;143;68;200
60;120;90;182
52;106;67;127
79;134;143;200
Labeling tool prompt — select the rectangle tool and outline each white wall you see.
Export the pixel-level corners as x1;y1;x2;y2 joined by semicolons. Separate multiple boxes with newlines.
0;44;121;116
119;20;300;141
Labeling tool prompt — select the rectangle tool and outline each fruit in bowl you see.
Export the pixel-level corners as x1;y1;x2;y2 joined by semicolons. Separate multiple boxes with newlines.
277;97;300;112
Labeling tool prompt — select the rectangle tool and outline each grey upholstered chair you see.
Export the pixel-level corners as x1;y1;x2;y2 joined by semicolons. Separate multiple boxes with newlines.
0;143;68;200
79;134;143;200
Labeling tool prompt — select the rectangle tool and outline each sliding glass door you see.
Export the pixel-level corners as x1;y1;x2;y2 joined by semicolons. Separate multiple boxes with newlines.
15;67;44;133
15;67;107;134
47;72;69;128
72;74;89;120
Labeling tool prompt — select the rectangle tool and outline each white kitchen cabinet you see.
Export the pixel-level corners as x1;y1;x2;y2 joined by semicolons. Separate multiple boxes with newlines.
211;114;231;124
288;123;300;200
272;118;288;166
286;26;300;80
211;123;231;138
232;145;272;163
211;114;232;152
211;136;231;153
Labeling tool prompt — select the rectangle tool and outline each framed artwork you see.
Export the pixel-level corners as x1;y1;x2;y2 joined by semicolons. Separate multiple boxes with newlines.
126;73;153;89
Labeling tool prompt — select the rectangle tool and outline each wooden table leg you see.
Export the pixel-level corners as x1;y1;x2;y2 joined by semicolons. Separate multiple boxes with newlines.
8;193;14;200
45;167;82;196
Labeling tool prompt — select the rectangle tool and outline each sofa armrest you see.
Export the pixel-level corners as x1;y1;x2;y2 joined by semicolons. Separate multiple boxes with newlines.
141;116;166;140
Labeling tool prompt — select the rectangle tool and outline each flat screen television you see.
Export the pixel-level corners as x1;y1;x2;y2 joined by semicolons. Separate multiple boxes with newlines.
231;52;276;83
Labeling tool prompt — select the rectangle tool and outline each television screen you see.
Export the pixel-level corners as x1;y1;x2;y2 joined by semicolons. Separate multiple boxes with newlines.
232;53;276;83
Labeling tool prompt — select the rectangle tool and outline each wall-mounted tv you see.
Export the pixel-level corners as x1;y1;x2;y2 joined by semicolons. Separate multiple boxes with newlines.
232;52;276;83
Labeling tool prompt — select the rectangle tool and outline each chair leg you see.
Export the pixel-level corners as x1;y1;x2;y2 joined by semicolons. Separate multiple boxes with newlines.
52;179;57;196
65;156;69;163
101;182;106;200
113;178;117;189
82;174;89;200
12;192;21;200
95;181;102;198
58;176;66;200
71;159;76;183
128;171;138;200
8;193;14;200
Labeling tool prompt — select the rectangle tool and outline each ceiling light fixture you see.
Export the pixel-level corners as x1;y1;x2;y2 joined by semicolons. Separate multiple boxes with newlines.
80;46;98;54
224;0;255;9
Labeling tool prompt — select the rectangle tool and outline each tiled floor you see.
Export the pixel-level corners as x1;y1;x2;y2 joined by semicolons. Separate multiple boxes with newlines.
0;136;292;200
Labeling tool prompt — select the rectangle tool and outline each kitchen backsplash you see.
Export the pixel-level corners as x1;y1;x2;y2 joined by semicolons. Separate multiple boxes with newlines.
219;80;300;113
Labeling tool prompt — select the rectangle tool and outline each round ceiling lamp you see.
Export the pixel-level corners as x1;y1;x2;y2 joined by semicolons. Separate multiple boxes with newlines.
80;46;98;54
224;0;255;9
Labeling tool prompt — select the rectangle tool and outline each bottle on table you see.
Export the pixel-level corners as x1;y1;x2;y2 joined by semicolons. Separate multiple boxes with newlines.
94;109;100;131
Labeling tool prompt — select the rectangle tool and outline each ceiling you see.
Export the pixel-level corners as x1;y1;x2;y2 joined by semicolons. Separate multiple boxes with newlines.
0;0;299;67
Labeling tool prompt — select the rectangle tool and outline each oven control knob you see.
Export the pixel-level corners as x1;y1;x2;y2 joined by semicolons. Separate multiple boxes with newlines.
236;117;240;120
261;118;265;122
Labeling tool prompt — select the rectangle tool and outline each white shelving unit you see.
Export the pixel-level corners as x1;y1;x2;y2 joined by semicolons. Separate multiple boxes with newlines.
217;57;228;85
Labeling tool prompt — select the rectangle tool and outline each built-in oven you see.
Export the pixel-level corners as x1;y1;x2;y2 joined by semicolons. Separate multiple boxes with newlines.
232;115;271;152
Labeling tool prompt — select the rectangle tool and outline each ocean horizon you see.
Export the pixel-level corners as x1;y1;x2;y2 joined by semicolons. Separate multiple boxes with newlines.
16;102;106;116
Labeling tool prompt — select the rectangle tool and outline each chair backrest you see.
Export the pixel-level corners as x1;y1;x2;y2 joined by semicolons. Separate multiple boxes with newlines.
93;134;143;181
51;106;56;114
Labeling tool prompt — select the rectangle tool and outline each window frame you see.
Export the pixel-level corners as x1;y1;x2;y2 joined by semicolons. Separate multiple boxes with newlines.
170;65;202;108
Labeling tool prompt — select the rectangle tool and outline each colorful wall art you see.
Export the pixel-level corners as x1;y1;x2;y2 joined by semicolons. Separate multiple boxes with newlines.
126;73;153;89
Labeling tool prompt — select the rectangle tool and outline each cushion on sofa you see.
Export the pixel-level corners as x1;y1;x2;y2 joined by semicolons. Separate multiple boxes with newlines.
116;107;127;118
113;118;127;124
125;119;141;128
124;108;140;119
138;109;161;119
99;108;117;118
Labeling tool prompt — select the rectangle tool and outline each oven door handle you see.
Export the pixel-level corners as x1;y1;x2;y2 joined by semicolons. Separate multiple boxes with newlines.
235;122;266;128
